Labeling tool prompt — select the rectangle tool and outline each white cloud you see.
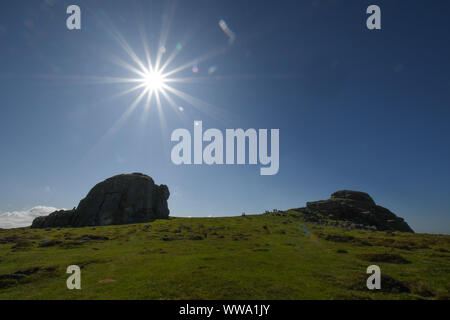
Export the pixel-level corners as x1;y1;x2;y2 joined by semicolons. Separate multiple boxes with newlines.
0;206;60;229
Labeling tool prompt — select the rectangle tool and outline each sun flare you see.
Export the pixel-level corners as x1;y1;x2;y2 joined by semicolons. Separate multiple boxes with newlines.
142;70;165;91
82;9;232;148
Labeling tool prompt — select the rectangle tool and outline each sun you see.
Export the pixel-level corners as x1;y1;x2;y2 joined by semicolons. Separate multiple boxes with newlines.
86;12;231;136
142;70;165;91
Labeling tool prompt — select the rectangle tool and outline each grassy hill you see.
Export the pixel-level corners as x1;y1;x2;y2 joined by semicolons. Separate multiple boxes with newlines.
0;210;449;300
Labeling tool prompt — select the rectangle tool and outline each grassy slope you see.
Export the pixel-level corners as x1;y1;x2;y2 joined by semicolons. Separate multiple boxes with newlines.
0;210;449;300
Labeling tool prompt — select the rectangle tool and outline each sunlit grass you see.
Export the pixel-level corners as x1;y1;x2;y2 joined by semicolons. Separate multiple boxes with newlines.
0;211;449;300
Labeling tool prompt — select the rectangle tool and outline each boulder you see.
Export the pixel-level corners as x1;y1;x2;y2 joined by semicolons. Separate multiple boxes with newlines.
31;210;75;229
298;190;414;233
31;173;170;228
331;190;375;205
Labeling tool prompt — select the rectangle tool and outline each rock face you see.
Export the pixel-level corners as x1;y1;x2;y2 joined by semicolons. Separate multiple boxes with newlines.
297;190;414;233
31;210;75;229
31;173;170;228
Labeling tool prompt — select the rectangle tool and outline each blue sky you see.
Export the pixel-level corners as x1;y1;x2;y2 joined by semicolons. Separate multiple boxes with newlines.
0;0;449;234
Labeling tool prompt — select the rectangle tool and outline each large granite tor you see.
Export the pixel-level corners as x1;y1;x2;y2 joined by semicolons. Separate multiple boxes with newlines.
297;190;414;233
32;173;170;228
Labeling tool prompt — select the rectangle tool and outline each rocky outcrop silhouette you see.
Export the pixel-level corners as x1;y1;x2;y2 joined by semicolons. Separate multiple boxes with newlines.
297;190;414;233
31;173;170;228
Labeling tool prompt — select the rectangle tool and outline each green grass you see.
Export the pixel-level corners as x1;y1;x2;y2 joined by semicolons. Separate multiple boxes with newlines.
0;210;449;300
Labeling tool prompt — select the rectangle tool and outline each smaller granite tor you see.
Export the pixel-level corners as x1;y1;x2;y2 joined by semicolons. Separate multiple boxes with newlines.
297;190;414;233
32;173;170;228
